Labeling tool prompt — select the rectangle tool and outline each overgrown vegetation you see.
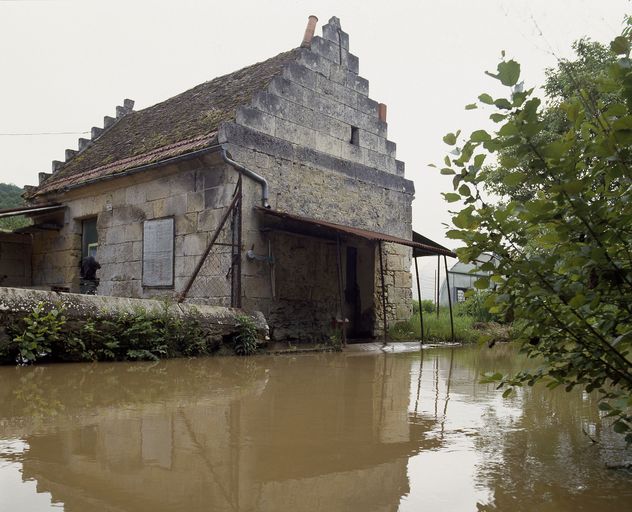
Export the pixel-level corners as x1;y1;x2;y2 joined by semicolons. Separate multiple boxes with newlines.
0;301;261;364
232;315;258;356
390;292;511;344
439;21;632;440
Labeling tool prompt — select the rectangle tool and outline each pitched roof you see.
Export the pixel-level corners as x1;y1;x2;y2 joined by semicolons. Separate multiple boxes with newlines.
33;48;301;197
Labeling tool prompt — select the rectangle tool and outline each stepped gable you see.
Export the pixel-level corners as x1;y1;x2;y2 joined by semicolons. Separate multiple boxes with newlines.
32;48;300;197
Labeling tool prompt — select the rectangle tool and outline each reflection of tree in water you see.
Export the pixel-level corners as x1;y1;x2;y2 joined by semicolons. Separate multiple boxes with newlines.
468;349;632;511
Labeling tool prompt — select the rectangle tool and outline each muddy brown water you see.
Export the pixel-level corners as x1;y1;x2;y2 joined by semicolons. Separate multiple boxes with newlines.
0;345;630;512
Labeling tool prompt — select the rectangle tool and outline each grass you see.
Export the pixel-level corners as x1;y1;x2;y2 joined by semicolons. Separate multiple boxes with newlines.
389;308;513;345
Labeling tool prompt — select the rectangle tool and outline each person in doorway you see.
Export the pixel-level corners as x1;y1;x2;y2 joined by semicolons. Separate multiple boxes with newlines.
79;256;101;294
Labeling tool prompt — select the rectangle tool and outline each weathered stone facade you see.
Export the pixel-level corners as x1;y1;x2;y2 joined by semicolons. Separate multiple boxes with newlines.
0;233;31;288
224;17;414;337
21;16;415;341
29;155;238;301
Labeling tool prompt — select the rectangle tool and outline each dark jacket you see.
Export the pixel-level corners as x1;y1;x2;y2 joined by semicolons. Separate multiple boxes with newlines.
80;256;101;280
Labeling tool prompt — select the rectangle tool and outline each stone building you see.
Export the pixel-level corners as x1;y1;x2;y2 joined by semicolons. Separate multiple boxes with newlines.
2;16;453;341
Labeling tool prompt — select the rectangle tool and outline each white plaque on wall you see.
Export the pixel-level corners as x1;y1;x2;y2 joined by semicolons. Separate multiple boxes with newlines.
143;218;174;287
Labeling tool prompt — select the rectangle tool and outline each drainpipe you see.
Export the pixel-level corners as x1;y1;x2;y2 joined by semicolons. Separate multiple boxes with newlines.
220;146;270;209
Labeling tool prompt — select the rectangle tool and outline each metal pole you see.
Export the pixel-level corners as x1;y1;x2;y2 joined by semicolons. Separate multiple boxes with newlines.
414;256;424;344
436;255;441;318
378;241;388;346
336;234;347;346
444;255;455;343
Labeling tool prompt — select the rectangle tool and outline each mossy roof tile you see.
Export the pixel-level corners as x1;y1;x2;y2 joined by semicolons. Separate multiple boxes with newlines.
34;48;300;196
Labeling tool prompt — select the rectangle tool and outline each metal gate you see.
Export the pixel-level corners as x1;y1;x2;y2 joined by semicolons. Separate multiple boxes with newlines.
178;177;242;307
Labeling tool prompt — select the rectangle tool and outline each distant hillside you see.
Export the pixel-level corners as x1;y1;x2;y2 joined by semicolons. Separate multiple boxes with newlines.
0;183;28;230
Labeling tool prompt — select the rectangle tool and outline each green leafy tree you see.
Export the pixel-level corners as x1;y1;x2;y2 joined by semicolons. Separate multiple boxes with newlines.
0;182;28;231
482;40;618;200
440;24;632;440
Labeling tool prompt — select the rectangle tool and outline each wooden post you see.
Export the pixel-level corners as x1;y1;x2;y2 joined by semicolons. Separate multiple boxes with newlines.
443;255;455;343
414;257;424;343
336;235;347;346
378;241;388;346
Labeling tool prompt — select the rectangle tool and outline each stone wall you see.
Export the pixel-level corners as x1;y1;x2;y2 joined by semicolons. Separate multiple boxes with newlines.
222;17;414;334
0;286;268;345
266;232;339;341
0;233;32;287
30;155;238;299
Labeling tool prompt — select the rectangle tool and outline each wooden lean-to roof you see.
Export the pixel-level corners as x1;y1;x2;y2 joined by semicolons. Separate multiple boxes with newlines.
31;49;301;197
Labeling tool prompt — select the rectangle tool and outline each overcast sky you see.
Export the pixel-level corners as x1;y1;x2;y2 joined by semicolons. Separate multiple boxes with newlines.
0;0;628;296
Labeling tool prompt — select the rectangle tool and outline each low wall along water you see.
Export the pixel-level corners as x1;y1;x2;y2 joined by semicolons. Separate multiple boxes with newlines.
0;287;268;363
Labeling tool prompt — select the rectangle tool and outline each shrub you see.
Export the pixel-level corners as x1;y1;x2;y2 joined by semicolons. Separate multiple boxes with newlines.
232;315;258;356
1;301;228;364
413;299;436;315
7;302;66;363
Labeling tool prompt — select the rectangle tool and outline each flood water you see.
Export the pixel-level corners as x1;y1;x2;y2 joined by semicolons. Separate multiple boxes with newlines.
0;345;630;512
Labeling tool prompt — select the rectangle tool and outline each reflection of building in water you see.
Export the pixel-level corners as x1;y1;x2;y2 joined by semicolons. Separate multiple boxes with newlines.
9;355;430;512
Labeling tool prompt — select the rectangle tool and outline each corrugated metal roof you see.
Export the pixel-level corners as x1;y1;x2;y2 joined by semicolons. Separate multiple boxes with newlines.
0;204;64;218
256;207;456;257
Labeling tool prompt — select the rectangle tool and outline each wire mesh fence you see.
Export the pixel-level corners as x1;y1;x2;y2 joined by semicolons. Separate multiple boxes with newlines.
179;179;242;307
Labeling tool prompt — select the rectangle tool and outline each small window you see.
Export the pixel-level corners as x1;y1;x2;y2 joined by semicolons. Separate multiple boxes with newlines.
142;217;174;288
81;218;98;259
350;126;359;145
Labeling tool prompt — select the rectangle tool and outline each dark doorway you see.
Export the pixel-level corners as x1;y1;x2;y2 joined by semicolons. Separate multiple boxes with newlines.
345;246;362;338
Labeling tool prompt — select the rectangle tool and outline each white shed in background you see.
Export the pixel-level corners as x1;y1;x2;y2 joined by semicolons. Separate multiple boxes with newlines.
439;254;495;306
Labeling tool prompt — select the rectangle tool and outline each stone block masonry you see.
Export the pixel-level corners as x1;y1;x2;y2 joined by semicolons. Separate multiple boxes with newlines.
29;158;240;300
222;17;415;335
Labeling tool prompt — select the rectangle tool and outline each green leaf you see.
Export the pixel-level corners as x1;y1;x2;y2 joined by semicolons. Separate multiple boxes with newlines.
497;60;521;86
568;294;586;308
465;103;478;110
486;60;521;86
440;168;456;175
475;277;490;289
494;98;513;110
502;388;514;398
502;172;526;187
443;192;461;203
443;133;457;145
562;181;584;194
471;130;491;143
611;36;631;55
598;402;612;411
478;93;494;105
473;154;486;168
481;372;503;383
490;113;506;123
